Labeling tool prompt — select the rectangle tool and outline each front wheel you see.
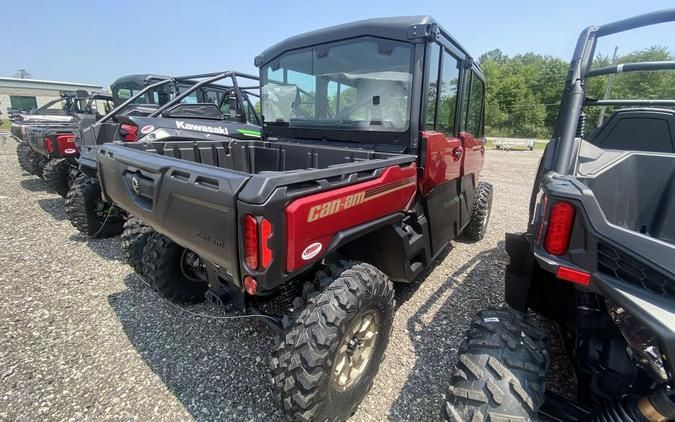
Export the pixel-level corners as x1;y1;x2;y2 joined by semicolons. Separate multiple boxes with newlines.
141;232;208;304
65;174;125;237
121;216;154;274
43;158;72;198
443;308;550;421
270;261;395;421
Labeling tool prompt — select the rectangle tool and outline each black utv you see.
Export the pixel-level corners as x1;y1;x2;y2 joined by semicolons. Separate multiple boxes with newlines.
65;71;261;239
444;9;675;422
21;92;114;196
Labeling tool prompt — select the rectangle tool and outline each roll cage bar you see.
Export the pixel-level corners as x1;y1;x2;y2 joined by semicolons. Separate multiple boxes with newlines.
552;8;675;174
100;71;261;124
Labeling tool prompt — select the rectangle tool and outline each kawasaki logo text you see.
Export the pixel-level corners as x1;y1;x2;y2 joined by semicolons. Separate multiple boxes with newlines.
176;121;228;135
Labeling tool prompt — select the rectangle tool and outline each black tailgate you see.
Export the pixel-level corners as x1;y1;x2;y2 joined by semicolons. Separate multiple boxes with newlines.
98;143;250;280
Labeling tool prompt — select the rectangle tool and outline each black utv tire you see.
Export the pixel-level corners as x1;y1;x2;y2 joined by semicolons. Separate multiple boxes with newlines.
443;308;550;422
17;143;33;173
270;261;395;422
141;232;208;304
65;174;124;238
29;151;46;178
463;181;493;241
121;216;154;274
43;158;71;198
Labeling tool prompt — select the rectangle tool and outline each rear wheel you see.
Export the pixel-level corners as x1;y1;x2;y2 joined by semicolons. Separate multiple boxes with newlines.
65;174;125;237
43;158;72;198
121;216;154;274
463;181;493;241
270;261;395;421
443;308;549;421
16;143;33;173
141;232;208;304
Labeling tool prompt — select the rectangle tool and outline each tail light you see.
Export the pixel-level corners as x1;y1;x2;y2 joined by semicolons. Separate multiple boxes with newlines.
261;218;273;269
119;124;138;142
544;201;575;256
244;276;258;295
244;214;259;270
556;266;590;286
44;137;54;153
55;134;77;156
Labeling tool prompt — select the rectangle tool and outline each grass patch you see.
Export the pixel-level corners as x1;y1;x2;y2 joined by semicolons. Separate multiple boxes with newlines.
0;119;10;131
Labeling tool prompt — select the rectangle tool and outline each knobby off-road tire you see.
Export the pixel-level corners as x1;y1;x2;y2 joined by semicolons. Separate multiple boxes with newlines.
43;158;71;198
141;232;208;304
464;181;494;241
17;143;34;173
121;216;154;275
65;174;124;238
29;151;46;178
444;308;550;421
270;261;395;421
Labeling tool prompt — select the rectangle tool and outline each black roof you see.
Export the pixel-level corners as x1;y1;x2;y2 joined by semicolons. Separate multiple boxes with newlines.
110;74;170;88
255;15;473;67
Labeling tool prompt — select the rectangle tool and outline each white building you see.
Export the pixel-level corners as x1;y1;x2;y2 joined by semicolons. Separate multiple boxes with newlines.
0;77;104;116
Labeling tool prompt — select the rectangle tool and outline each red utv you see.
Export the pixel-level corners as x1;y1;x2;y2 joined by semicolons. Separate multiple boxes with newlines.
97;16;492;421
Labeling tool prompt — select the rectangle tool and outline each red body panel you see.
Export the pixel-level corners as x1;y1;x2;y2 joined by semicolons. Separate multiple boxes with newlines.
285;164;417;272
419;131;463;195
459;131;485;184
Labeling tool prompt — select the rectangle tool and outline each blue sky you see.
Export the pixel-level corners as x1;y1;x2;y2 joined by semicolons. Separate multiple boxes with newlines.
4;0;674;88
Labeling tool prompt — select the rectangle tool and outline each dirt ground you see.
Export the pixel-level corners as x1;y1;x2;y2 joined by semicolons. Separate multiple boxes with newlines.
0;139;568;421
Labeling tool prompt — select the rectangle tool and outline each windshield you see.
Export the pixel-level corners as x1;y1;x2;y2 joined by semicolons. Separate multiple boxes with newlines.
261;37;413;131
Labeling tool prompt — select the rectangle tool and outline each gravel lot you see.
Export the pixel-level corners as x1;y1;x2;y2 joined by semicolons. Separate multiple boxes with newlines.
0;136;559;421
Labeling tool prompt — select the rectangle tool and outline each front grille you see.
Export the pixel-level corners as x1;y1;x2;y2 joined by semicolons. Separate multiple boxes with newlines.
598;242;675;301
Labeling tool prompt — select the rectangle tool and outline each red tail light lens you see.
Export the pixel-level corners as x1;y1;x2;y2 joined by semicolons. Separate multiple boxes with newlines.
44;137;54;153
56;134;77;156
556;266;590;286
244;275;258;295
260;218;273;269
544;201;576;256
244;214;259;270
119;124;138;142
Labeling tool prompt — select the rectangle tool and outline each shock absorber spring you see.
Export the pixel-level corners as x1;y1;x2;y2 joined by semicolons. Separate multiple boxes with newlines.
577;111;587;138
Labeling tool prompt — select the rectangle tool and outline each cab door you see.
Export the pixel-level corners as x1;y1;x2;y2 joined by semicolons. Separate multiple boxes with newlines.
459;68;486;183
419;43;466;256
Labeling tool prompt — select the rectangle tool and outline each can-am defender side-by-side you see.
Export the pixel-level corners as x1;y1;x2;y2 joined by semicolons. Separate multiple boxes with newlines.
65;71;261;238
21;92;114;196
444;9;675;422
96;17;492;420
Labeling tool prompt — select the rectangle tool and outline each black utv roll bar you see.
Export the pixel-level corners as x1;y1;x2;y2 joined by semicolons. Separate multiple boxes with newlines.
149;71;260;124
98;71;260;124
552;8;675;174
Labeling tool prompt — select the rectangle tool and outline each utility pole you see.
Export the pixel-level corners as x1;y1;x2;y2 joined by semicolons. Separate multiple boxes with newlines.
598;46;619;126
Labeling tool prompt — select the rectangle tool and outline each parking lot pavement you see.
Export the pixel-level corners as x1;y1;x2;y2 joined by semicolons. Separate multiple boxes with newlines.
0;140;567;421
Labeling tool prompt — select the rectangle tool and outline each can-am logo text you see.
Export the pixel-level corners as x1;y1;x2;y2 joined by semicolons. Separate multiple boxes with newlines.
175;121;228;135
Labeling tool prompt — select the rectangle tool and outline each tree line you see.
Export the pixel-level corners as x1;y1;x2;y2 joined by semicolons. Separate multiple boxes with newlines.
479;46;675;139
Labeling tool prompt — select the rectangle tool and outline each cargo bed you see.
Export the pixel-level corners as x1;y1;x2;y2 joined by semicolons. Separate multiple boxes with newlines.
98;139;415;280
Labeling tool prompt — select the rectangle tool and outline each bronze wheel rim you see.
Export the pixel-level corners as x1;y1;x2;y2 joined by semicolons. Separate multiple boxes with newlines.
332;309;380;392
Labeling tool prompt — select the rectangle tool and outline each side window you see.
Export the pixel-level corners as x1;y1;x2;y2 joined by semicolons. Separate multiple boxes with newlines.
424;43;440;130
245;99;260;125
465;71;485;136
437;50;460;136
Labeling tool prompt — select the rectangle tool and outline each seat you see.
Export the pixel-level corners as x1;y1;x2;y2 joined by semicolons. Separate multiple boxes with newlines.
588;108;675;153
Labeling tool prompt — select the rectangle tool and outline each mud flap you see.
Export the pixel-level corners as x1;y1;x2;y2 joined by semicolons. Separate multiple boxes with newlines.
504;232;535;312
